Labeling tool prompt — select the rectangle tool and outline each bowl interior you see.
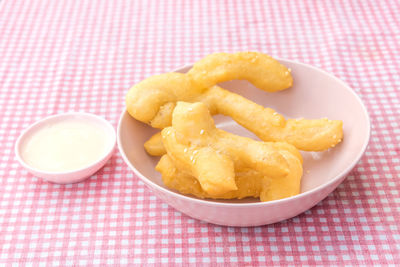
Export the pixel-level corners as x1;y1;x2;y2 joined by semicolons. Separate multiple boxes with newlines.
118;60;370;203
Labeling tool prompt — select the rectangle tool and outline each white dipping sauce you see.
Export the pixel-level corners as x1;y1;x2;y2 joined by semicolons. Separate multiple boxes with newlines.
21;118;111;172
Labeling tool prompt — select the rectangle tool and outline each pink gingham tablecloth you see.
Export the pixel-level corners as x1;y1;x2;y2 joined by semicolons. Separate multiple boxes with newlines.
1;0;399;265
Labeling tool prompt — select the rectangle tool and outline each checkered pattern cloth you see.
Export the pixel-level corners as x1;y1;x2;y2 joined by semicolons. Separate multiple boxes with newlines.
1;0;399;265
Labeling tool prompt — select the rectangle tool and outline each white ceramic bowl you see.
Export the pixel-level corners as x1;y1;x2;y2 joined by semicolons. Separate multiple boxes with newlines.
118;60;370;227
15;112;116;184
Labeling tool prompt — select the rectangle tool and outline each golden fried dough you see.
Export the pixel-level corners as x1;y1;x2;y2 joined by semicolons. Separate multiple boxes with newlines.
126;51;344;202
144;82;343;153
126;73;198;127
260;150;302;201
162;128;237;196
156;154;268;200
160;102;303;197
127;52;342;151
204;86;344;151
143;132;166;156
156;151;302;202
145;131;304;163
187;52;293;92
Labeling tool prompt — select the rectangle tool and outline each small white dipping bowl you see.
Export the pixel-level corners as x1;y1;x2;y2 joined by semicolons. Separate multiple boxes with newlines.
15;112;116;184
118;59;370;227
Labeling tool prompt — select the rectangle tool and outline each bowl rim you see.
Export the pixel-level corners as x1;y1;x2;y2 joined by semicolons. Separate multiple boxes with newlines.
118;59;371;207
15;112;117;176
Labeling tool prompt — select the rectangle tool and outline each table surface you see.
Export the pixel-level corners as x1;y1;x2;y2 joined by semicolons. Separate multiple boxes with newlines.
1;0;399;266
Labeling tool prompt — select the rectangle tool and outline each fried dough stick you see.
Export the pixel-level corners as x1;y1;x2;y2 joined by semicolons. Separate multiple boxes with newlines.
142;83;343;154
127;52;342;151
156;153;302;202
160;102;302;196
186;52;293;92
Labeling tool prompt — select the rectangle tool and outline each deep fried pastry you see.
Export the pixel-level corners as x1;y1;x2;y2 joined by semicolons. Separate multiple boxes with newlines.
187;52;293;92
145;131;303;164
144;132;166;156
162;129;237;196
203;86;343;151
127;52;342;151
156;154;268;200
156;150;302;202
125;51;344;202
126;73;199;128
160;102;303;197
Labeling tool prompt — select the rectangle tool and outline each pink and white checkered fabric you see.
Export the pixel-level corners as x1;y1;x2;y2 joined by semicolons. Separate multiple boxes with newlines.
1;0;399;265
